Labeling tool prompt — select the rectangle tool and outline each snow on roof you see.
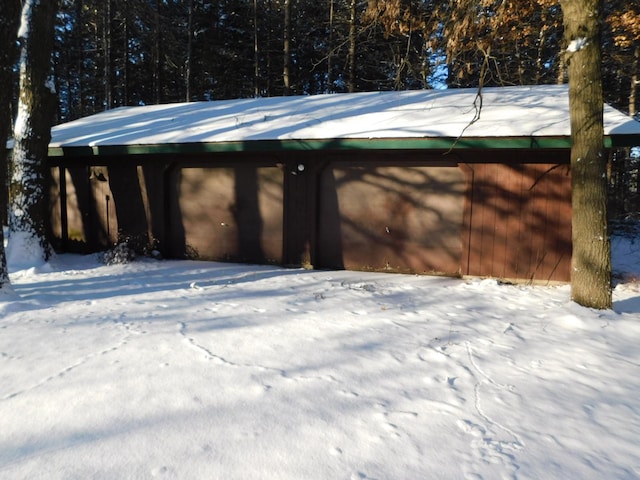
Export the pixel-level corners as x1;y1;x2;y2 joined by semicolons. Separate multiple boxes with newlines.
48;85;640;150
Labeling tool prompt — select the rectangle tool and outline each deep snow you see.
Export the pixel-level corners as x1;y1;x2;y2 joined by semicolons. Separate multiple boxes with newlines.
0;234;639;479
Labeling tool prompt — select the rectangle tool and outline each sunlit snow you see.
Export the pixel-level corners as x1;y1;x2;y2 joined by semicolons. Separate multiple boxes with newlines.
0;232;639;479
2;83;640;478
46;85;640;149
567;37;589;53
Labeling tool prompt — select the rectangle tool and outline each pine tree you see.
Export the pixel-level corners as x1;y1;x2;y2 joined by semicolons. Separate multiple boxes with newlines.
0;0;21;289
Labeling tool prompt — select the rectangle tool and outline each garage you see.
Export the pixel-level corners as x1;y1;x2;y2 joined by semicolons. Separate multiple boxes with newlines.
44;85;640;282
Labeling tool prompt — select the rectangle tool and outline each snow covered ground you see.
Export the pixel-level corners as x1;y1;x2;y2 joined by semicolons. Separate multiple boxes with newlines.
0;234;639;479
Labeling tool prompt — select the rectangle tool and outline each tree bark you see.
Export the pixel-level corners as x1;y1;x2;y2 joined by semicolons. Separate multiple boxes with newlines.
560;0;611;309
253;0;259;97
153;0;162;104
102;0;113;109
348;0;357;93
8;0;58;265
123;0;130;106
630;45;639;117
327;0;334;92
0;0;21;287
186;0;194;102
283;0;292;95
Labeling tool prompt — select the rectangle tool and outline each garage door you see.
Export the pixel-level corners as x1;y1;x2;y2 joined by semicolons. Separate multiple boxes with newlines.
171;165;284;263
316;162;465;275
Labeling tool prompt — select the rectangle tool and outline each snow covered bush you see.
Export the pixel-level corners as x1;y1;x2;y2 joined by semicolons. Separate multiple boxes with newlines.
101;241;136;265
100;233;160;265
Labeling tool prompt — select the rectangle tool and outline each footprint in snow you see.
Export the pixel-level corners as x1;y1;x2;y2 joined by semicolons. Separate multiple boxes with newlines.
329;446;343;456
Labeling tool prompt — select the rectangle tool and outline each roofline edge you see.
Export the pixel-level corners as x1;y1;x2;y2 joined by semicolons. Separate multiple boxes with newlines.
41;134;640;157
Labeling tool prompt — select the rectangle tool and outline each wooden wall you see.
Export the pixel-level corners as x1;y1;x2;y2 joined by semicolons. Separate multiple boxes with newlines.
461;161;572;282
48;149;572;282
316;161;465;275
169;165;284;264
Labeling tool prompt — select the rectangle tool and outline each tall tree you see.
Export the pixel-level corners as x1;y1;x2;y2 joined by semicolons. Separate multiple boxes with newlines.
327;0;335;92
347;0;358;92
187;0;195;101
283;0;292;95
0;0;21;289
8;0;58;266
560;0;612;309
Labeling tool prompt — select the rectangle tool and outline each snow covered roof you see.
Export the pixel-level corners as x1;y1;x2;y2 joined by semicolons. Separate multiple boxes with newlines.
47;85;640;156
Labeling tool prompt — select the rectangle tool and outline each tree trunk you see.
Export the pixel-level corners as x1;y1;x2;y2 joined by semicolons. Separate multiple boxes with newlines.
253;0;259;97
327;0;334;93
535;10;548;85
123;0;130;106
186;0;194;102
153;0;162;104
0;0;21;287
266;0;273;96
348;0;357;93
283;0;292;95
8;0;58;266
103;0;112;109
1;0;20;225
630;45;639;117
560;0;611;309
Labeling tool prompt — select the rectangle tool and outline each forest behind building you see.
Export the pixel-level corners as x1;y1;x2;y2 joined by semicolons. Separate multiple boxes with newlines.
5;0;640;215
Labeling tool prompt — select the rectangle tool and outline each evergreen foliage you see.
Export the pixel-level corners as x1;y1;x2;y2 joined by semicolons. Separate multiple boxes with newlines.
46;1;639;122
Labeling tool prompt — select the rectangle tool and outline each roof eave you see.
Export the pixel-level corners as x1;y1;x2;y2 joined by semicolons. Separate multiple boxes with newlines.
46;136;587;158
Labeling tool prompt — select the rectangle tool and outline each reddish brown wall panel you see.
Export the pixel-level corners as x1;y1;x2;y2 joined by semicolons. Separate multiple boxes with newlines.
464;162;572;282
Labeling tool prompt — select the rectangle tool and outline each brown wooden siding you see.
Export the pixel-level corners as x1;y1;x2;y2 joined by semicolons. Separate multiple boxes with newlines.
50;165;118;251
48;149;572;283
462;162;572;282
316;161;465;275
169;166;284;263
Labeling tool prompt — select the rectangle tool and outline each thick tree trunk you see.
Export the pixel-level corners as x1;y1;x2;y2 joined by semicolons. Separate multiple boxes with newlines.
0;0;21;287
8;0;58;265
560;0;611;309
1;0;20;224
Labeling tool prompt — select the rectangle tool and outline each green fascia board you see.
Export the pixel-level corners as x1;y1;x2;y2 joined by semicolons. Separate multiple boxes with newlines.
45;134;638;158
605;134;640;148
